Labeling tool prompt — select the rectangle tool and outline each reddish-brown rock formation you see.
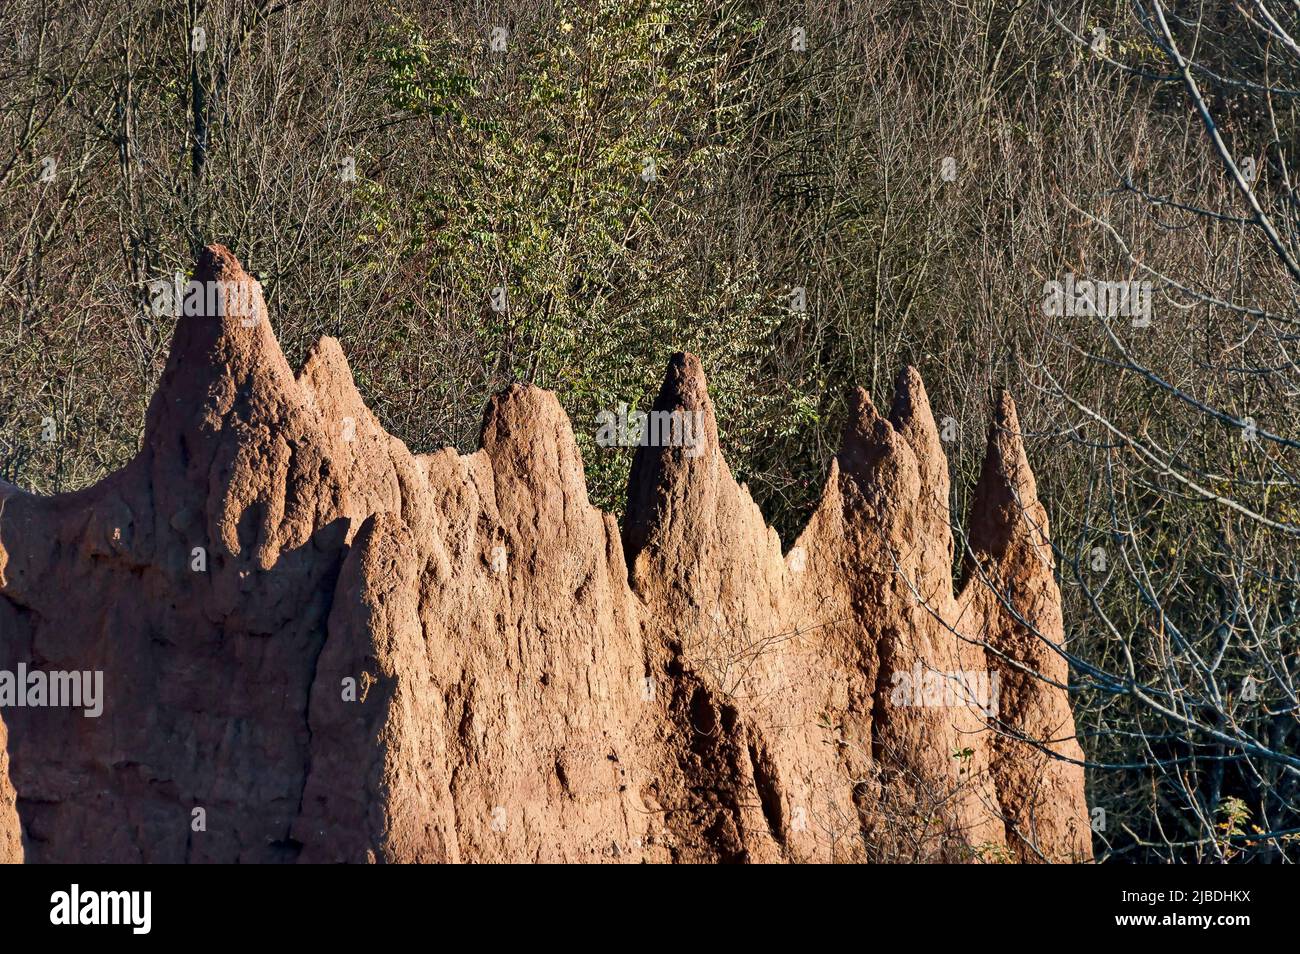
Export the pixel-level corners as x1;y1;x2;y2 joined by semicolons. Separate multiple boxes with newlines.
0;720;19;864
0;246;1091;863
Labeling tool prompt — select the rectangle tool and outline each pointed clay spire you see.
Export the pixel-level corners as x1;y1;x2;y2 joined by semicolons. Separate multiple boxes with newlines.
836;387;885;476
888;366;954;587
297;336;370;426
480;382;591;508
623;352;720;558
144;244;297;446
967;391;1044;563
888;366;948;501
960;393;1090;863
833;385;919;513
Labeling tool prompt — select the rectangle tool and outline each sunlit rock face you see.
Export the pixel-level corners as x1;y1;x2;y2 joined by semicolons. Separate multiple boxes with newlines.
0;246;1090;864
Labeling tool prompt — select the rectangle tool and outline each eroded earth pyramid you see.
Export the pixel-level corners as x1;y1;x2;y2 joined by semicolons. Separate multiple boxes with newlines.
0;246;1091;863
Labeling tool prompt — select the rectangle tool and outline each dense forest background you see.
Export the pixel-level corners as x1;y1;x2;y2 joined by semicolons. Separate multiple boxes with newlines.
3;0;1299;861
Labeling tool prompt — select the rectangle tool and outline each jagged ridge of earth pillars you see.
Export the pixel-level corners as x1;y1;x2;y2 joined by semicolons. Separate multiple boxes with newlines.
0;245;1091;864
